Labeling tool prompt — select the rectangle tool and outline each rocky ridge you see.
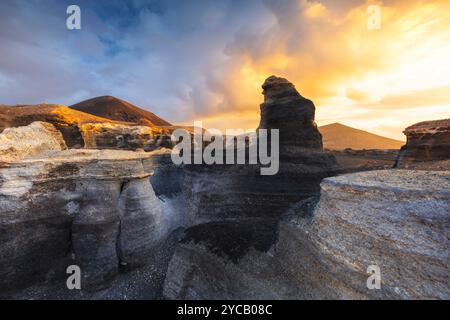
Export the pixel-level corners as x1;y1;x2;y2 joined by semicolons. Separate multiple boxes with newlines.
163;76;341;298
0;122;171;291
396;118;450;168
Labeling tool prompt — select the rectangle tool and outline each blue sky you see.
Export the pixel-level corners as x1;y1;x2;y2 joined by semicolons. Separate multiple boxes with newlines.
0;0;272;123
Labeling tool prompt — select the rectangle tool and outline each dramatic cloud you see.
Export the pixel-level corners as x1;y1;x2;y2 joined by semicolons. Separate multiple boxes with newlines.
0;0;449;140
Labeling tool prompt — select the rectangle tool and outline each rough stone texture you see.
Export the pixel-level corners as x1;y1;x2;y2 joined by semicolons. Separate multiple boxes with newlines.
79;122;173;151
0;121;67;162
0;104;133;148
396;118;450;168
275;170;450;299
165;170;450;300
0;149;166;292
163;76;341;298
183;76;340;223
258;75;323;150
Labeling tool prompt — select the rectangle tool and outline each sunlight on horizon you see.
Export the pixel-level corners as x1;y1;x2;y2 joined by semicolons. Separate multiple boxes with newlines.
186;0;450;141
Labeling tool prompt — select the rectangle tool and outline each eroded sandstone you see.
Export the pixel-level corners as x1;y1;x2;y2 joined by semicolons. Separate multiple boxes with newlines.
0;121;67;162
0;148;167;291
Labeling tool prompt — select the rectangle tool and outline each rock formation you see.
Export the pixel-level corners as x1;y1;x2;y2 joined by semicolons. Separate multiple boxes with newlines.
182;76;340;223
0;103;175;150
258;75;323;150
165;169;450;299
163;76;341;298
79;123;173;151
2;80;449;300
275;170;450;299
0;122;169;291
0;104;129;148
0;121;67;162
396;118;450;168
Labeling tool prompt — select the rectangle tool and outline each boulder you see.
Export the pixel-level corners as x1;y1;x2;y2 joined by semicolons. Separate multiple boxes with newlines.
0;121;67;162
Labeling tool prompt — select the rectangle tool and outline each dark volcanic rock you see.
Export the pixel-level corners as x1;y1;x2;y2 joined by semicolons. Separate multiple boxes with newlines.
183;76;340;223
70;96;172;127
163;76;340;299
396;118;450;168
258;75;323;150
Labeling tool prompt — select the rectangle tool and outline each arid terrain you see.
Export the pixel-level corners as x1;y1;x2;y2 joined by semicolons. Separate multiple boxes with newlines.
0;76;449;300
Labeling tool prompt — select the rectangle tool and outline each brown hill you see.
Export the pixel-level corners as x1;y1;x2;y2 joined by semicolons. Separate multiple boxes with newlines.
69;96;171;127
319;123;404;150
0;104;132;147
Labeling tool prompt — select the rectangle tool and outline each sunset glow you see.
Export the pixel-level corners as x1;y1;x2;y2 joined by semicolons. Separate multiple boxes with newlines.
187;0;450;140
1;0;449;140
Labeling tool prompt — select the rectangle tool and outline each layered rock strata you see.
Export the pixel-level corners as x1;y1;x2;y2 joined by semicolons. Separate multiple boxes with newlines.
164;76;341;298
79;123;173;151
165;170;450;299
275;170;450;299
0;147;167;291
0;104;175;150
396;119;450;168
183;76;340;223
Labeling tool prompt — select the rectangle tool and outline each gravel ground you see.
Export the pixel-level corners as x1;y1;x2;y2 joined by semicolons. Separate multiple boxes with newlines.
0;229;184;300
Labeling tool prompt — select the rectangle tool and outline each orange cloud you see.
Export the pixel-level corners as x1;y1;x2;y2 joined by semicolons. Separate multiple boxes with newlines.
190;0;450;140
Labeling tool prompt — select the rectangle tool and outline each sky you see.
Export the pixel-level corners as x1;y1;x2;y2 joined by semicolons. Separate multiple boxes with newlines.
0;0;449;140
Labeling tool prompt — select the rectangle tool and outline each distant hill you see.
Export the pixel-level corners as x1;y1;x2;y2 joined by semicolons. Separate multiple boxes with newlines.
0;103;133;147
69;96;171;127
319;123;404;150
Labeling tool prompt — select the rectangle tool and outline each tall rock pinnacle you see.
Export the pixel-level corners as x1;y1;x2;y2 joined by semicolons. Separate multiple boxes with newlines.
258;75;323;150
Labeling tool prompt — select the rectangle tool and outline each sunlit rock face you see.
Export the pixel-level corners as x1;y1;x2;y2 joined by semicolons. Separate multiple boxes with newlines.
163;76;341;298
0;121;67;162
396;119;450;168
0;104;174;150
275;170;450;299
0;148;167;291
79;123;173;151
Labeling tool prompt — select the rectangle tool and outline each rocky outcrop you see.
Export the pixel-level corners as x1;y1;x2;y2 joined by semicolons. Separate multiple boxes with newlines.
183;76;340;223
275;170;450;299
0;121;67;162
0;103;182;152
0;104;133;148
79;123;173;151
163;76;341;298
0;148;168;291
396;119;450;168
165;170;450;299
258;75;323;150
